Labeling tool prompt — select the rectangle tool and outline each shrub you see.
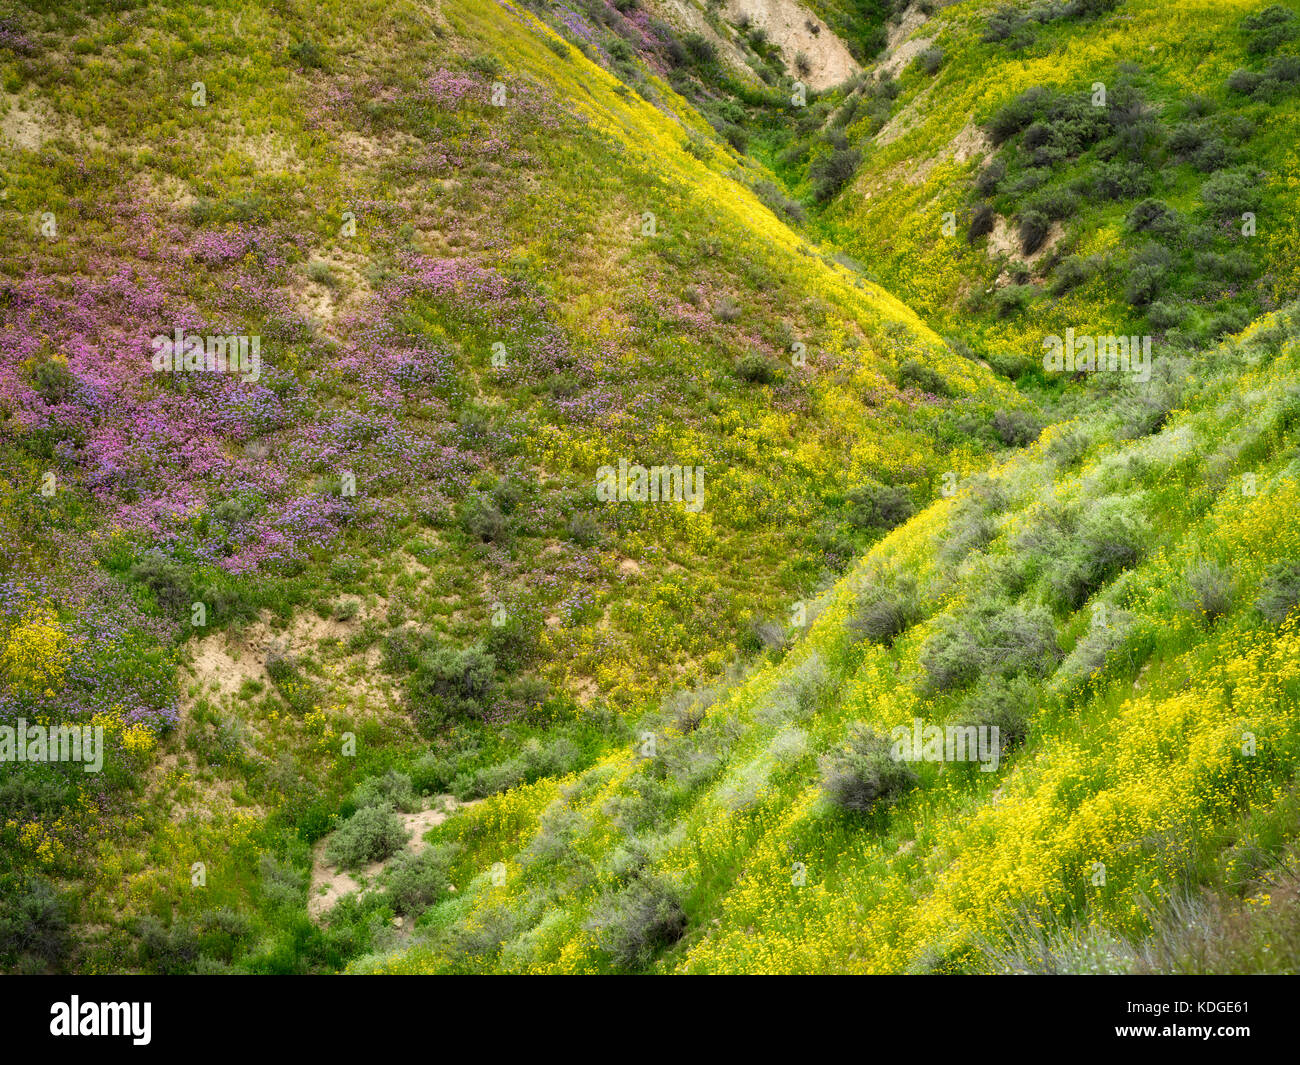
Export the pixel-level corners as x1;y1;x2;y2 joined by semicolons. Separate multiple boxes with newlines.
1023;120;1052;150
994;285;1033;319
1051;255;1097;295
0;877;71;972
711;295;741;323
27;355;77;404
953;675;1033;754
938;479;1006;565
898;358;951;396
467;736;583;798
1108;88;1159;158
1047;508;1145;610
195;907;253;965
382;625;431;673
325;804;408;870
265;649;318;715
135;916;198;975
735;352;778;384
1267;53;1300;84
1057;609;1135;688
1227;68;1266;97
993;409;1043;447
921;603;1060;694
748;617;787;652
1242;4;1297;55
1018;210;1051;255
682;131;710;160
407;644;496;735
975;159;1006;197
1256;560;1300;623
1093;159;1151;200
1125;245;1172;308
754;180;807;225
1209;305;1253;340
485;608;542;672
566;511;601;546
917;46;944;75
1180;561;1235;624
721;122;748;152
820;724;917;814
968;203;996;243
288;39;326;69
586;877;687;969
545;372;582;402
384;844;457;915
1167;121;1206;157
810;147;862;202
352;770;419;813
306;259;337;287
983;5;1031;45
1047;428;1088;468
1125;263;1167;307
986;86;1050;143
848;576;921;646
1127;199;1178;235
491;478;525;516
1069;0;1121;15
1025;187;1080;221
525;800;587;865
462;496;508;542
1147;299;1188;331
845;481;914;532
1201;168;1257;218
1190;136;1231;172
682;33;716;66
1005;167;1051;197
130;551;194;614
1115;390;1175;440
1195;251;1254;282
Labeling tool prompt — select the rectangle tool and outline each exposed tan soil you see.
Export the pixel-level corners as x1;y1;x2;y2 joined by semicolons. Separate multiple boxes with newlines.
725;0;860;90
308;795;479;919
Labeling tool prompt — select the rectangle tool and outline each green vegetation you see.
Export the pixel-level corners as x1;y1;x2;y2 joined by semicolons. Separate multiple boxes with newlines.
3;0;1300;978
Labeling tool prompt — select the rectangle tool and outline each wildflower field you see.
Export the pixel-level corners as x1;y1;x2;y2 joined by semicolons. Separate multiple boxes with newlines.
2;0;1299;978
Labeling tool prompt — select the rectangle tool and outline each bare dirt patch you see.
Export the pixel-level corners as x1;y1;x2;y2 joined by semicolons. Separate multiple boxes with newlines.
880;35;934;80
651;0;759;85
1;92;57;151
725;0;861;90
899;119;994;186
887;3;931;52
291;248;372;331
950;121;993;165
987;214;1064;268
308;795;478;919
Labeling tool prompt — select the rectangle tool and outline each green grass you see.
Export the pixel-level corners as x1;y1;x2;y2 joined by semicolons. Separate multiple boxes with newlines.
5;0;1300;976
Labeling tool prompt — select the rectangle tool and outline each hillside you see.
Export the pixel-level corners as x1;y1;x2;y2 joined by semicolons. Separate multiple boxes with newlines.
1;0;1299;977
369;310;1300;973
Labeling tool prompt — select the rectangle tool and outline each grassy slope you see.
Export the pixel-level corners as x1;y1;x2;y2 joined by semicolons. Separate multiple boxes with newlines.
373;308;1300;974
813;0;1300;375
4;0;1299;975
0;0;1019;972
